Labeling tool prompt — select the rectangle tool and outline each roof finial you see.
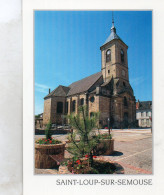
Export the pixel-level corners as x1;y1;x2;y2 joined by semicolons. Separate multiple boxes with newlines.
111;11;116;33
112;11;114;26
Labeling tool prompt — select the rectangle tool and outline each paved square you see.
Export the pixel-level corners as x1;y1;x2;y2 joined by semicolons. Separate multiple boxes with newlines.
35;128;152;175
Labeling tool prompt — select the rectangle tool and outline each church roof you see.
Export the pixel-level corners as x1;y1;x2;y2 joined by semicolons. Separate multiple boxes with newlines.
44;85;70;99
136;101;152;111
67;72;102;96
103;28;122;45
44;72;102;98
101;20;126;47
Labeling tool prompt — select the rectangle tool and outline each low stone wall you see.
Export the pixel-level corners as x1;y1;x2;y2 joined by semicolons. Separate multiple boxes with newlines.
35;129;71;135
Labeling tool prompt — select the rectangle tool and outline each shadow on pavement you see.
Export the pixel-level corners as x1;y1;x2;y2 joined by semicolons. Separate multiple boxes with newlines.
109;151;123;156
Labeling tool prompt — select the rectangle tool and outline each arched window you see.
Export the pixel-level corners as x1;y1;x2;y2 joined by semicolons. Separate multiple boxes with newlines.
106;49;111;62
80;98;84;106
72;100;76;112
121;49;124;63
90;112;94;118
124;97;128;107
122;70;125;76
57;102;63;113
65;101;68;114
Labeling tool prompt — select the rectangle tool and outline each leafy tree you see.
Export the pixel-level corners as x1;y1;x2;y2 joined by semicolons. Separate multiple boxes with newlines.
67;106;100;167
35;114;40;119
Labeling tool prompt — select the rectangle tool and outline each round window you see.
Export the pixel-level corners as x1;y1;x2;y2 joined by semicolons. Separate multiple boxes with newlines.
90;96;95;103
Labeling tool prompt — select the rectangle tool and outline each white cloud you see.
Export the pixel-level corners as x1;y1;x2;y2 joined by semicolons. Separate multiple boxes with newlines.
35;83;51;94
130;76;145;86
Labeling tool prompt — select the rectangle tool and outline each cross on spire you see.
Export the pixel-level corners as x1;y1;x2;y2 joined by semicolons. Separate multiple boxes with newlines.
111;11;116;33
112;11;114;26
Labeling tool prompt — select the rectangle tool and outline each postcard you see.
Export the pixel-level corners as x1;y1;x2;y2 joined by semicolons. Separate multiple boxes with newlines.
23;0;164;195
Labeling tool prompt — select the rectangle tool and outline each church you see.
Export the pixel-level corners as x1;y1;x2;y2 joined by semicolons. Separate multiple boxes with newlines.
43;19;136;128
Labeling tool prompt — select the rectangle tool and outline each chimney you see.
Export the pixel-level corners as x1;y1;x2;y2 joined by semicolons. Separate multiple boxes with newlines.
49;88;51;94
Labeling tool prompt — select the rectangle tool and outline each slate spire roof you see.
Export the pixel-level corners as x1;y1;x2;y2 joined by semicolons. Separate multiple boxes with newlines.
102;17;125;46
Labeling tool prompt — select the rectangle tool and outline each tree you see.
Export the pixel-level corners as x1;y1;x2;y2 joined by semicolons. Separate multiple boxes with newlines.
67;106;100;167
45;120;52;140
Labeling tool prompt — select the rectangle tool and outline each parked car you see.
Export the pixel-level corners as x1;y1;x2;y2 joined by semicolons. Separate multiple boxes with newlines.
51;124;57;129
63;124;71;129
57;125;63;129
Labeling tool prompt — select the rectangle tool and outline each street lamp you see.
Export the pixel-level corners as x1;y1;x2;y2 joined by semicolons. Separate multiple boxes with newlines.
108;118;110;135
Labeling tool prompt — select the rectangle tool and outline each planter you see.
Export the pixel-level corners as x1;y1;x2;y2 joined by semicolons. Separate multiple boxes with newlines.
35;142;66;169
58;160;124;174
93;139;114;155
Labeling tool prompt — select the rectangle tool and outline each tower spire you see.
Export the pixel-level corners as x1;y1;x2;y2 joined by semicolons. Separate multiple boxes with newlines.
111;11;116;33
112;11;114;26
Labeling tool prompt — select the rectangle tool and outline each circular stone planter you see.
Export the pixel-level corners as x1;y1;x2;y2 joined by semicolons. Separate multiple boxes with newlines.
35;142;66;169
93;139;114;155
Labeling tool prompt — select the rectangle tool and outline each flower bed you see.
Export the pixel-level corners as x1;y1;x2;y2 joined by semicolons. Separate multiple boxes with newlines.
35;138;61;144
62;158;117;174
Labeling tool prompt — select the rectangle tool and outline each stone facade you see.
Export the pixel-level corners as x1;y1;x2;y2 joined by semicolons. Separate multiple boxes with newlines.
42;21;136;128
35;113;43;129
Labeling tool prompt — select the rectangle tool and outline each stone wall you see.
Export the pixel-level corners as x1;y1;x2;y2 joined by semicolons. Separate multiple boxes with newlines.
51;96;66;124
99;96;110;127
88;94;99;115
43;91;136;128
43;98;51;126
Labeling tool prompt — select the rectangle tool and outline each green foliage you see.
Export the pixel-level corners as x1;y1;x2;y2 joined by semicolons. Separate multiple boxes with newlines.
93;133;112;140
35;114;40;119
45;120;52;140
67;106;100;167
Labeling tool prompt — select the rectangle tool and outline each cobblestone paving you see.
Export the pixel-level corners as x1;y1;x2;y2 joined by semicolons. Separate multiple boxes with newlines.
35;129;152;175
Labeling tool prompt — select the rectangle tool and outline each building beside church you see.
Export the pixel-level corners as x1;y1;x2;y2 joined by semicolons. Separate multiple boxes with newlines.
43;20;136;128
136;100;152;128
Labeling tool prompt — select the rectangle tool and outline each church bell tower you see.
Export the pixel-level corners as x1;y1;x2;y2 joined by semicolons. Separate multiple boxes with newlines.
100;17;129;87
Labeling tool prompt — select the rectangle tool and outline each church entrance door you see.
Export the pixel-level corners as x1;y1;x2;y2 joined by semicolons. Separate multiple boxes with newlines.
123;112;128;128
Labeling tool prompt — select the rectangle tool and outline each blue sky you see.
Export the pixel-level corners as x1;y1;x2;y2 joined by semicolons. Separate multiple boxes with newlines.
35;11;152;115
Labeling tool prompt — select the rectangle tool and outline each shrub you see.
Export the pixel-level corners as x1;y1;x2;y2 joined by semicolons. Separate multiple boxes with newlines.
45;120;52;140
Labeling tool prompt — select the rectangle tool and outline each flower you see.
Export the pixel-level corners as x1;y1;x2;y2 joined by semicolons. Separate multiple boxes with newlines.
76;160;80;163
49;140;52;144
85;155;89;158
93;156;97;158
45;139;47;142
